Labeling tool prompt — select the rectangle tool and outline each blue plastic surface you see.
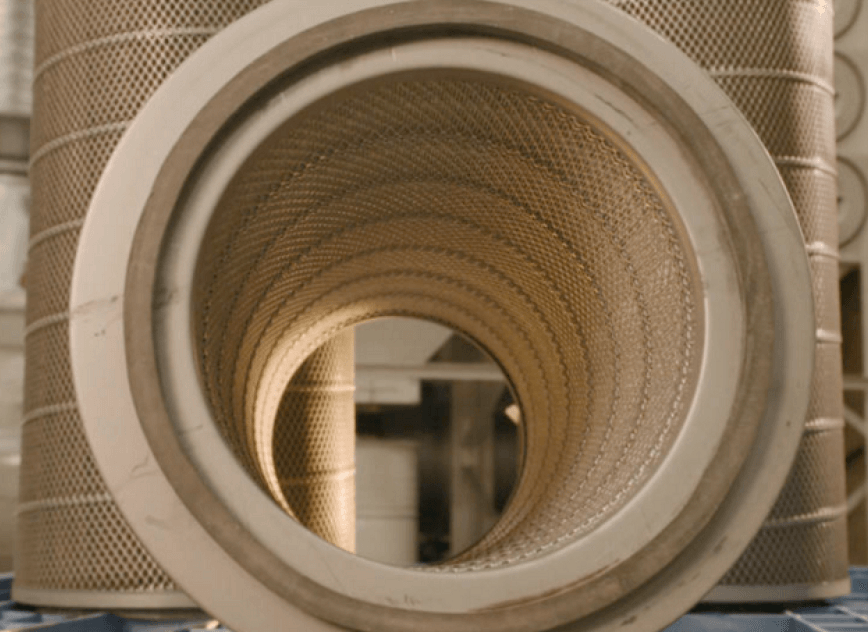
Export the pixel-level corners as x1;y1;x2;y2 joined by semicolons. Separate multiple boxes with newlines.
664;568;868;632
0;574;220;631
4;570;868;630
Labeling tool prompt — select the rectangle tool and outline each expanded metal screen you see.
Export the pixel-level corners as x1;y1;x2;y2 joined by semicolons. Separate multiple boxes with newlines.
18;0;273;605
57;2;821;628
190;74;703;569
608;0;847;597
19;0;838;616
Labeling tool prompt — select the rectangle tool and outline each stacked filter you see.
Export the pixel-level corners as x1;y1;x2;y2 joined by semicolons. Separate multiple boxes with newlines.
609;0;848;600
62;0;819;628
17;0;355;608
272;330;356;552
14;0;832;627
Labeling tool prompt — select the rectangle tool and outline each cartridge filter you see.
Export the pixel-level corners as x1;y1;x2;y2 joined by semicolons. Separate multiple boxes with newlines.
68;2;816;630
606;0;848;600
17;0;281;609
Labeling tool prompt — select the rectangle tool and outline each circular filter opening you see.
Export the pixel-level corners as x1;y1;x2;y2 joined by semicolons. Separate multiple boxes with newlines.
186;74;703;571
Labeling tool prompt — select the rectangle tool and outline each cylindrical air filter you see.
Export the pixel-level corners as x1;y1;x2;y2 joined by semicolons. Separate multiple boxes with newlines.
68;2;816;630
606;0;848;601
16;0;291;609
273;330;356;552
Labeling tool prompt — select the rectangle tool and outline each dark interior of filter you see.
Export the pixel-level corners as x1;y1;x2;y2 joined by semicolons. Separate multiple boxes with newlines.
189;74;705;569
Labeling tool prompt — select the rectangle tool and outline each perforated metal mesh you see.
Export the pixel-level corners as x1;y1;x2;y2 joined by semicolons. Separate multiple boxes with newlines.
19;0;272;602
190;75;704;570
273;330;356;552
608;0;846;591
17;409;170;592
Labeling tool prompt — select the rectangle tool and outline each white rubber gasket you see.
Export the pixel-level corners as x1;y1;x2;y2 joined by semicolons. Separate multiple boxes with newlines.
70;1;814;630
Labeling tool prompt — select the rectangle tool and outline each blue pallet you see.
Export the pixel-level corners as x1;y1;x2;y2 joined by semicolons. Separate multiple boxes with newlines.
4;569;868;631
0;575;223;631
664;569;868;632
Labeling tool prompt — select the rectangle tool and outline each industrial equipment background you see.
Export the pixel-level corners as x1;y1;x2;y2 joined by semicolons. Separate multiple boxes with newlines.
606;0;848;601
353;318;518;565
836;0;868;567
69;1;814;631
0;0;31;575
354;438;419;566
